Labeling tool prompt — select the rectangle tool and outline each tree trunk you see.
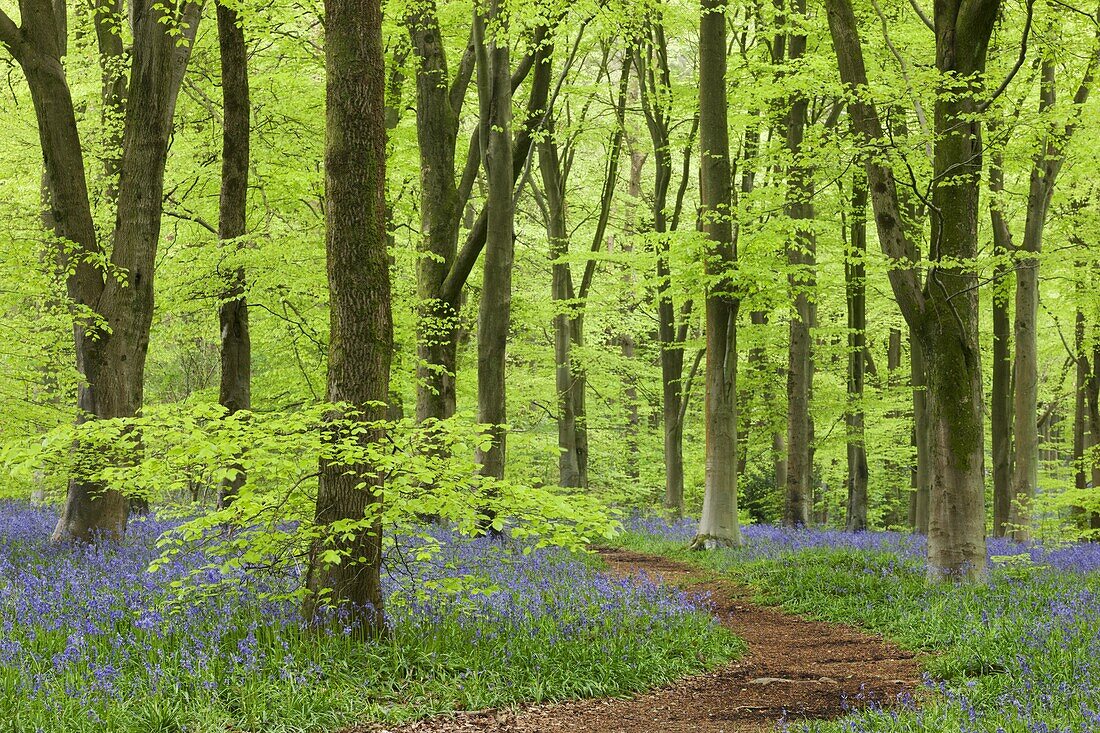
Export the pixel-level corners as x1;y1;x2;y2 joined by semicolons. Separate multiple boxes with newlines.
637;25;691;515
1087;339;1100;529
1074;310;1087;526
825;0;995;579
921;11;992;577
407;2;463;424
692;0;740;549
304;0;391;636
2;0;199;540
1008;59;1081;541
622;149;645;487
473;0;514;486
216;0;251;508
989;147;1013;537
537;120;585;489
911;336;931;534
783;0;815;528
845;167;869;531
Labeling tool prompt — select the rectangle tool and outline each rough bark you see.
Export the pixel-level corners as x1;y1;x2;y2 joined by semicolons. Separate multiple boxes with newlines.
845;167;869;532
304;0;391;636
692;0;740;549
216;0;251;508
783;0;815;528
473;0;514;485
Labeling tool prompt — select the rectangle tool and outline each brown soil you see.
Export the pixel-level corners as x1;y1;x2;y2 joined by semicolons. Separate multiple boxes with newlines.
352;547;922;733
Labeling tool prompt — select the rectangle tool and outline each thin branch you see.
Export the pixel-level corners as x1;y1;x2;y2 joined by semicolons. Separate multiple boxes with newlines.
907;0;935;31
981;0;1037;111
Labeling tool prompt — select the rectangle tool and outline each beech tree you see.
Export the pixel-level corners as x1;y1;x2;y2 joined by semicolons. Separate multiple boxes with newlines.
304;0;392;635
692;0;740;549
215;0;251;508
826;0;999;580
0;0;200;541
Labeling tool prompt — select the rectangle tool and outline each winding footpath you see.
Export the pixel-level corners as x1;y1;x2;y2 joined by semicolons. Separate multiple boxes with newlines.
357;547;922;733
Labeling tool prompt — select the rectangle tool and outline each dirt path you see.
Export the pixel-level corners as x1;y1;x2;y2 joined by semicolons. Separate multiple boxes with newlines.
356;547;922;733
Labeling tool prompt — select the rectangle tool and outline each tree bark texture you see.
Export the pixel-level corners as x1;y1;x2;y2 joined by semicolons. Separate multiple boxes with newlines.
305;0;392;636
473;0;514;484
1;0;200;541
825;0;995;580
216;0;252;508
692;0;740;549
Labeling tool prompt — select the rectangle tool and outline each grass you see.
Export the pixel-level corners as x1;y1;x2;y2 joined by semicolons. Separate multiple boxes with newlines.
615;518;1100;732
0;504;743;732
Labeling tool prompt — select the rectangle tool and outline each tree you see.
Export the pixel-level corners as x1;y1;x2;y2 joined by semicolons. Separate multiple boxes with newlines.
1005;53;1096;541
216;0;252;508
1;0;201;541
635;17;696;517
782;0;816;528
845;166;869;531
305;0;392;635
692;0;740;549
826;0;999;580
473;0;515;486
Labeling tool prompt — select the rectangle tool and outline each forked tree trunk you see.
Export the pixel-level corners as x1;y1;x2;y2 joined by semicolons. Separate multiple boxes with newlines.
845;167;869;531
304;0;391;636
825;0;995;580
1;0;199;540
692;0;740;549
407;1;464;424
216;0;251;508
473;0;514;487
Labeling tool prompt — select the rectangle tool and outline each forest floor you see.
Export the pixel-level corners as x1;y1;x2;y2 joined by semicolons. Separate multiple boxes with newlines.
356;547;921;733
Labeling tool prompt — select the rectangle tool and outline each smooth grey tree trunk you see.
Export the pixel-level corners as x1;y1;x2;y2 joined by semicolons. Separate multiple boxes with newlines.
783;0;815;528
473;0;514;486
692;0;740;549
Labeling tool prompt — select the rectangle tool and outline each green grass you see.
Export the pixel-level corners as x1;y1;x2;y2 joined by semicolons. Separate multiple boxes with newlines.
0;505;745;733
612;527;1100;731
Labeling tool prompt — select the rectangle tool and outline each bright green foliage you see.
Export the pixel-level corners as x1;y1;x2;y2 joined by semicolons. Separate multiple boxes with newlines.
2;403;620;579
